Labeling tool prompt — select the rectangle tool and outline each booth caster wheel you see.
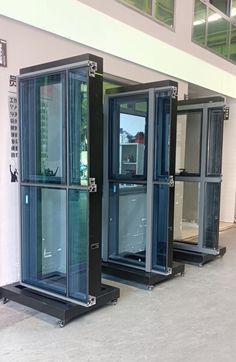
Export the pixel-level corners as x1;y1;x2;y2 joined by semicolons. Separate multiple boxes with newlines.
2;297;9;305
147;285;154;291
181;271;185;277
58;320;65;328
111;299;118;306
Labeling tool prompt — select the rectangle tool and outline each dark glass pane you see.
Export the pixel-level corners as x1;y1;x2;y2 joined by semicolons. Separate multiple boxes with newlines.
68;190;88;302
152;185;169;271
108;183;147;268
123;0;152;14
21;187;66;295
175;111;202;175
230;25;236;61
207;9;230;58
206;108;224;176
174;182;199;245
69;68;88;186
210;0;230;16
154;0;174;27
154;93;171;180
203;183;220;249
110;96;148;179
192;0;207;45
20;73;65;184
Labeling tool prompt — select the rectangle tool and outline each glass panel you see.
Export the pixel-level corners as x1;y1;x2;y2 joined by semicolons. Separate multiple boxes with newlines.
174;182;200;245
231;0;236;18
69;67;88;186
203;183;220;249
210;0;230;16
175;111;202;175
152;185;169;271
206;108;224;176
123;0;152;15
154;0;174;27
68;190;88;302
192;0;207;46
154;93;171;180
20;73;65;184
230;24;236;61
207;9;230;58
110;96;148;179
108;183;147;268
21;187;66;295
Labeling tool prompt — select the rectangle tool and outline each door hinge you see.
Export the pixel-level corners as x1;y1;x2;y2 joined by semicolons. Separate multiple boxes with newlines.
171;86;178;99
88;177;97;192
223;106;229;120
168;176;175;188
88;61;97;77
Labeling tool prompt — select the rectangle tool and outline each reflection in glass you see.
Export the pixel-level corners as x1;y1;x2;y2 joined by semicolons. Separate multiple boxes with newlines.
154;0;174;27
203;183;220;249
152;185;169;271
108;183;147;267
175;111;202;175
207;9;229;58
69;68;88;186
21;187;67;295
20;73;65;184
174;182;200;244
124;0;152;14
207;109;224;176
110;96;148;179
68;190;88;302
210;0;230;16
154;93;171;180
230;25;236;62
192;0;207;46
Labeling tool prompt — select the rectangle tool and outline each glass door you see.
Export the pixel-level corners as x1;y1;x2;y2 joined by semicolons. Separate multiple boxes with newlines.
20;57;103;304
103;82;178;274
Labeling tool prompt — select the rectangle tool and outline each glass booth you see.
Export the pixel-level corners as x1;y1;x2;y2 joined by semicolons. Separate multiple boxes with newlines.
102;81;185;288
173;97;227;266
0;54;119;327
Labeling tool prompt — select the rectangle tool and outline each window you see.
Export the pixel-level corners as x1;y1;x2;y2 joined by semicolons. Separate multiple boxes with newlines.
210;0;230;16
120;0;175;28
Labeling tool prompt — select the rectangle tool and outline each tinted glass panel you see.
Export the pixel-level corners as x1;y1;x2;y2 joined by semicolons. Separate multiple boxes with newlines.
210;0;230;16
108;183;147;268
152;184;169;271
192;0;207;46
20;73;65;184
21;187;66;295
154;0;174;27
110;96;148;179
124;0;152;14
207;108;224;176
230;24;236;62
69;68;88;186
68;189;88;302
154;93;171;180
174;182;200;245
203;183;220;249
175;111;202;175
207;9;229;58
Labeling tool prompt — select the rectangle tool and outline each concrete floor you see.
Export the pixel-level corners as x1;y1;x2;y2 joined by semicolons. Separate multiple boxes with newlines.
0;227;236;362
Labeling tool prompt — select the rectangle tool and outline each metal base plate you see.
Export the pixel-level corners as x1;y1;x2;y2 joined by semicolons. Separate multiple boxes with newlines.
0;282;120;327
173;246;226;267
102;261;185;289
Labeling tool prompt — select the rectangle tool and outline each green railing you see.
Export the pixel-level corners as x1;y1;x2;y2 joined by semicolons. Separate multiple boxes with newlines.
119;0;175;28
193;0;236;62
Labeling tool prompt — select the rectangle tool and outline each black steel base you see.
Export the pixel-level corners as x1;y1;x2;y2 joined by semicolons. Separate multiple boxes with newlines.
0;282;120;327
102;261;185;290
173;246;226;266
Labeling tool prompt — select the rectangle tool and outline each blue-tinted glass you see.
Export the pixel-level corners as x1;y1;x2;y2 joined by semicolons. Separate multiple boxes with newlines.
206;109;224;176
108;183;147;268
110;96;148;180
69;68;88;186
154;93;171;180
203;183;220;249
68;189;88;302
20;73;66;184
152;185;169;271
21;186;67;295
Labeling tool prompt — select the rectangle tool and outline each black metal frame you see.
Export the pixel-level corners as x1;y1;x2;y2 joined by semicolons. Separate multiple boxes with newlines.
0;54;120;326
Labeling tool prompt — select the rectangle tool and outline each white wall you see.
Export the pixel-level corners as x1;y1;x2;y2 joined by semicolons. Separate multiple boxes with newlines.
0;16;188;286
